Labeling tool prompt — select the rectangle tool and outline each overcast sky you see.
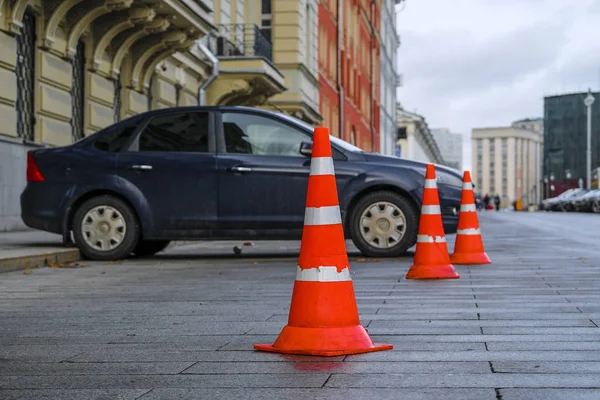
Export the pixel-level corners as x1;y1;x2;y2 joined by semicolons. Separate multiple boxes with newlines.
395;0;600;171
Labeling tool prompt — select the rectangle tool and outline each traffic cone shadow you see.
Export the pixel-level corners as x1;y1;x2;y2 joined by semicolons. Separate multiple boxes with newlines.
450;171;491;265
405;164;460;280
254;126;393;356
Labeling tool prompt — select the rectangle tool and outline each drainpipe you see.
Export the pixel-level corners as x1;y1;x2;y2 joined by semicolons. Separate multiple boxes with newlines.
197;41;219;105
370;0;376;152
337;0;344;140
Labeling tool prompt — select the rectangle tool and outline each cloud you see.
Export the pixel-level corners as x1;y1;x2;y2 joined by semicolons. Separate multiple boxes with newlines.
395;0;600;170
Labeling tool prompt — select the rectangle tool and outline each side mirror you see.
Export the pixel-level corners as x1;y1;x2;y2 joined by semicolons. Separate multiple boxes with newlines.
300;141;313;156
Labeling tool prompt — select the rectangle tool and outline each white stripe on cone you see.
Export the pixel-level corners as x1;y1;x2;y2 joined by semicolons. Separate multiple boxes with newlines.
460;204;477;212
424;179;437;188
421;205;441;214
463;182;473;190
304;205;342;226
457;228;481;235
310;157;335;176
417;234;447;243
295;266;352;282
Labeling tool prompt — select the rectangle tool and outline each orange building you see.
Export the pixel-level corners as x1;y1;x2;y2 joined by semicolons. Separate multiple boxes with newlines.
318;0;381;152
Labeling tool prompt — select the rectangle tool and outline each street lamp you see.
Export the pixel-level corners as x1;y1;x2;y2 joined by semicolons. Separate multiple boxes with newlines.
584;89;595;189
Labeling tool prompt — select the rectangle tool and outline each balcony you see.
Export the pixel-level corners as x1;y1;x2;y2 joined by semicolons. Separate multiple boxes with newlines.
208;24;273;62
204;24;285;107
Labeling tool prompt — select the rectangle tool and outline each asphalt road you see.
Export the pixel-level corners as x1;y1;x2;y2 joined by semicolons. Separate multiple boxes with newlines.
1;211;599;399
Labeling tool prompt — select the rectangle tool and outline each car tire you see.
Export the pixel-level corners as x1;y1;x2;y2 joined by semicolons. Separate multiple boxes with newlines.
132;240;171;257
72;195;140;261
348;191;419;258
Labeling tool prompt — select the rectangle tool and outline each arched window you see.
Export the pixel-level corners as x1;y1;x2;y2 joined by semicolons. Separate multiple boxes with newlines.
15;11;37;141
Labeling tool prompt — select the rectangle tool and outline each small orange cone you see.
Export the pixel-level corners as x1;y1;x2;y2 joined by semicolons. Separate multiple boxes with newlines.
254;127;393;356
405;164;460;280
450;171;491;265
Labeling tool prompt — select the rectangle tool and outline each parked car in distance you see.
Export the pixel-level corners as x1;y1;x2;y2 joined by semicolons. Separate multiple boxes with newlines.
571;189;600;212
21;106;464;261
541;188;585;211
559;189;591;212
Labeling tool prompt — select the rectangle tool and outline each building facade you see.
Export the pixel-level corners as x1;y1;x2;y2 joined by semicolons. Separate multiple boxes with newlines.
396;106;445;165
471;119;543;207
543;92;600;197
378;0;400;156
0;0;321;232
318;0;382;152
430;128;463;171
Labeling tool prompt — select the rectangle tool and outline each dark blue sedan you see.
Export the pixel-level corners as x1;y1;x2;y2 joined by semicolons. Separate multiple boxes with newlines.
21;106;463;261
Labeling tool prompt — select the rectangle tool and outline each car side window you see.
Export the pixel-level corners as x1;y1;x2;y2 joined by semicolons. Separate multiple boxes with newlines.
94;125;138;152
138;112;210;153
222;112;311;157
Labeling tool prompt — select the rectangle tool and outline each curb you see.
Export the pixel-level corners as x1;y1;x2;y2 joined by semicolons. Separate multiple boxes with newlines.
0;249;81;274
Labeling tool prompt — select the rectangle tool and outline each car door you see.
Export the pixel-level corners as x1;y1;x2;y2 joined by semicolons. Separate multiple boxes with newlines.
215;111;313;231
116;110;218;234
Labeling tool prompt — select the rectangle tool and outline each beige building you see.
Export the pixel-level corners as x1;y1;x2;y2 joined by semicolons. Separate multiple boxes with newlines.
0;0;320;231
471;118;544;207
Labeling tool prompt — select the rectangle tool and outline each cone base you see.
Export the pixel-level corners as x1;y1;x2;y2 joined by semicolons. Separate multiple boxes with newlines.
450;251;491;265
405;263;460;280
254;324;393;356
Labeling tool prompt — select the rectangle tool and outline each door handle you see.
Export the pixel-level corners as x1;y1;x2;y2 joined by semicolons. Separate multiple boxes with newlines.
129;165;153;171
229;166;252;173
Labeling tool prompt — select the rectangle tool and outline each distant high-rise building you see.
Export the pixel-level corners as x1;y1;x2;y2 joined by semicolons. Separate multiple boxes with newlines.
431;128;464;171
472;119;544;207
543;92;600;197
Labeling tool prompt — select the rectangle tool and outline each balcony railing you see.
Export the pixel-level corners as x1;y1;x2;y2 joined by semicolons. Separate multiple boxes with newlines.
207;24;272;62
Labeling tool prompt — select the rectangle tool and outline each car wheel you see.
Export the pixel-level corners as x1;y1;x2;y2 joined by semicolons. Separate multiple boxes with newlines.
72;195;140;261
348;191;419;258
132;240;171;257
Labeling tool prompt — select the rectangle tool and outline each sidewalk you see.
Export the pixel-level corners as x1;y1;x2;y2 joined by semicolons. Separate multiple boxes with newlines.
0;230;79;273
0;229;307;273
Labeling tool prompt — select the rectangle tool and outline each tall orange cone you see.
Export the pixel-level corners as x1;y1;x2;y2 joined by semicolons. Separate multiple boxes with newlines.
405;164;460;280
254;127;393;356
450;171;491;264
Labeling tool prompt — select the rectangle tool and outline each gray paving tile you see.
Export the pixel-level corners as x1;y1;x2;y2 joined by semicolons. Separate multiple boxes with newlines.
0;389;149;400
492;361;600;374
138;388;497;400
182;361;490;374
499;389;600;400
2;374;331;389
0;362;194;376
325;373;600;388
482;327;600;335
487;342;600;351
345;351;600;362
70;350;345;363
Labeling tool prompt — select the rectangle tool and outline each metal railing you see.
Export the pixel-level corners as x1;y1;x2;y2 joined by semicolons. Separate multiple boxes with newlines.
207;24;272;62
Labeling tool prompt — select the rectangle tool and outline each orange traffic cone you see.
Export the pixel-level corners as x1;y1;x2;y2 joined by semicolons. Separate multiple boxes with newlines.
450;171;491;265
254;127;393;356
405;164;460;280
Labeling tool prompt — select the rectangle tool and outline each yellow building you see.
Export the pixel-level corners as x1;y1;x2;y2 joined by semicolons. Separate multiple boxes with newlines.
204;0;320;125
0;0;321;231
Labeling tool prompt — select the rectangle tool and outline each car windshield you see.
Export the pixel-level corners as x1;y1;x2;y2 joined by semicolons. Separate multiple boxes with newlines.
273;111;366;153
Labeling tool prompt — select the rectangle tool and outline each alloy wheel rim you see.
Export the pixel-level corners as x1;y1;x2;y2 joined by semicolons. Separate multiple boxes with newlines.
359;201;407;249
81;206;127;251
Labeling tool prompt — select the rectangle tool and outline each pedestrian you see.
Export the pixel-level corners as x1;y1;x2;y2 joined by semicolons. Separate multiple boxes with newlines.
494;194;501;211
483;193;490;211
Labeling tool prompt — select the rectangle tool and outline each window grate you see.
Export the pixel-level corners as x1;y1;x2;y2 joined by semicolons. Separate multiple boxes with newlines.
16;12;37;141
71;40;86;142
